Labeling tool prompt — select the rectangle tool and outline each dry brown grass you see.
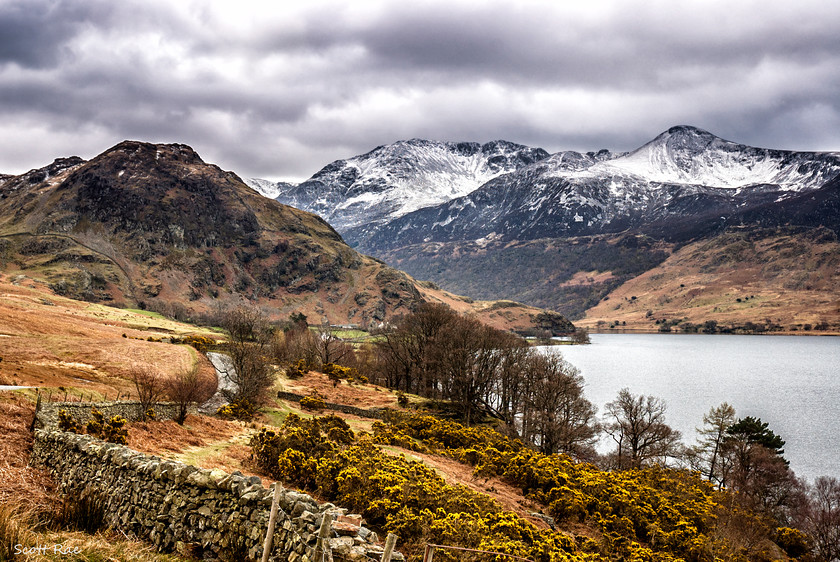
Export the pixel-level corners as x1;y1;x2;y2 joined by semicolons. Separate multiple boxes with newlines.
0;392;200;560
5;525;192;561
279;370;401;408
580;230;840;332
0;394;55;516
0;273;219;394
127;415;244;455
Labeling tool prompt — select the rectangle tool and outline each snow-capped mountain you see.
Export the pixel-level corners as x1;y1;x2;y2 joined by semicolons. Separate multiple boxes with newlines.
251;139;549;231
243;177;296;199
589;126;838;189
347;126;840;251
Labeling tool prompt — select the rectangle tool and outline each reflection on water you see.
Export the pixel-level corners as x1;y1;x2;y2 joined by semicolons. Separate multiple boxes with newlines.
540;333;840;482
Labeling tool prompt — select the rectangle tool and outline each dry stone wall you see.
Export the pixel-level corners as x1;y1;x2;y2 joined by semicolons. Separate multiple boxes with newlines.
35;400;181;428
32;428;399;561
276;391;389;419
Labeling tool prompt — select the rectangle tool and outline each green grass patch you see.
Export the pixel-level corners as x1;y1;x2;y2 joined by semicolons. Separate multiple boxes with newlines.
330;329;369;339
123;308;168;320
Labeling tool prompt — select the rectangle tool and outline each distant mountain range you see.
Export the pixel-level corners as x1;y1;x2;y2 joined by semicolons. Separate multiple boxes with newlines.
247;126;840;330
0;141;573;334
250;126;840;251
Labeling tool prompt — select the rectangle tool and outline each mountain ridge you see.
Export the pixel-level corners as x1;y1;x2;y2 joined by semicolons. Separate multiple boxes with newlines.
0;140;573;334
243;127;840;329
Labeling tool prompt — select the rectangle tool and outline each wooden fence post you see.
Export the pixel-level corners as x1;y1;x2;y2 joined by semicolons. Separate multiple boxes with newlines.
381;533;398;562
30;392;42;431
422;544;434;562
261;483;283;562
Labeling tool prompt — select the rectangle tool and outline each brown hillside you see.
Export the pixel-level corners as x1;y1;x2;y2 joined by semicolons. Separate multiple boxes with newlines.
0;273;217;393
578;226;840;332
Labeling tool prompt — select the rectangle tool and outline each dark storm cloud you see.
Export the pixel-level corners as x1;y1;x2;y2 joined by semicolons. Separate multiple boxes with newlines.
0;0;839;181
0;0;113;68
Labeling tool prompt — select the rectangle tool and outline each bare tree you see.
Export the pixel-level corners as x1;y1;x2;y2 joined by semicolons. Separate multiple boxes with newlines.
273;321;319;367
314;321;354;367
603;388;682;469
375;302;453;394
128;365;165;418
694;402;736;486
433;315;519;425
218;305;275;407
799;476;840;561
166;365;217;424
526;351;598;460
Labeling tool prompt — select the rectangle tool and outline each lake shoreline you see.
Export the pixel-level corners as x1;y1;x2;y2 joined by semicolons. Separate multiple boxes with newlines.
582;327;840;337
547;333;840;483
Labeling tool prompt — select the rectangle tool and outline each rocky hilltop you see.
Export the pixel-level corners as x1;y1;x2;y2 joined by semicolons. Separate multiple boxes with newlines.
0;141;570;333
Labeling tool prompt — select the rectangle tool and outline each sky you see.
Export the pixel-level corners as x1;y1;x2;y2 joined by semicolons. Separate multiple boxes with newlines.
1;0;839;183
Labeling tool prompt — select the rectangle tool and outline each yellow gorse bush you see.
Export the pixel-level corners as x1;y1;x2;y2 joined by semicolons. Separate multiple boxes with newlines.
251;413;587;561
373;412;727;562
252;410;786;561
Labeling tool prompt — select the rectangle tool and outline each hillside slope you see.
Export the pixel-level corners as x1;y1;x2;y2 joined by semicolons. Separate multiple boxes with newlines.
578;227;840;332
0;141;570;333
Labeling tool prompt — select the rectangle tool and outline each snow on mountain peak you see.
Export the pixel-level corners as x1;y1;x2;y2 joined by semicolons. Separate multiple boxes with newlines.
245;177;295;199
596;126;838;190
275;139;549;230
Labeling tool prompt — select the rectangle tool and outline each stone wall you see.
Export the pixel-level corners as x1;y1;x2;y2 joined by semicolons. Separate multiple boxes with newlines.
31;429;398;561
34;400;182;429
276;391;390;420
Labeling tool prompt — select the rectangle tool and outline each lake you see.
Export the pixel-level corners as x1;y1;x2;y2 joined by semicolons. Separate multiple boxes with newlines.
542;333;840;483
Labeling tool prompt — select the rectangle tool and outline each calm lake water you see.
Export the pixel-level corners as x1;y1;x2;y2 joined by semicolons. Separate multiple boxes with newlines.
541;333;840;483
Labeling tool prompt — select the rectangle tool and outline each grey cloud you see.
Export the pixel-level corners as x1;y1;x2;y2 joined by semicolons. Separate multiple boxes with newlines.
0;0;117;68
1;0;839;181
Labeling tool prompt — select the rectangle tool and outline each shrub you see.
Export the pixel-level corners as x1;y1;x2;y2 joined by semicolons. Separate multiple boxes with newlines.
397;391;409;407
300;391;326;411
84;408;128;444
285;359;310;380
217;399;257;420
775;527;811;558
250;414;578;560
57;409;83;433
85;407;105;436
181;334;215;352
370;412;728;561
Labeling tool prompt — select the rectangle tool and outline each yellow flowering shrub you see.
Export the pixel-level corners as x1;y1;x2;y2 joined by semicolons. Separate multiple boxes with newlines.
251;414;586;561
180;334;215;352
217;399;257;420
375;413;733;562
285;358;313;379
775;527;811;559
323;363;359;383
300;390;326;411
57;409;83;433
85;408;128;444
252;410;795;561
